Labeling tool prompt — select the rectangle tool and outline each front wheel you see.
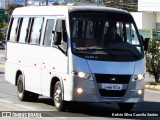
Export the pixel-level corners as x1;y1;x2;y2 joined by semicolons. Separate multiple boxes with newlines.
53;81;68;111
118;103;134;111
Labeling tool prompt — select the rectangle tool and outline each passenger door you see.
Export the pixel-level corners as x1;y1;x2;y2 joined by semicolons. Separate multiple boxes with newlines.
41;17;56;96
41;17;68;96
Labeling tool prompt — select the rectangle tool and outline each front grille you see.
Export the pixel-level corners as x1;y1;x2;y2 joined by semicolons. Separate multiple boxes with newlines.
99;89;126;97
95;74;131;97
95;74;131;84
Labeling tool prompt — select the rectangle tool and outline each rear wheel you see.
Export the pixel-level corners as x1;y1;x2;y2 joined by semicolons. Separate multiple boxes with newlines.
53;81;68;111
17;74;29;101
17;74;39;101
118;103;134;111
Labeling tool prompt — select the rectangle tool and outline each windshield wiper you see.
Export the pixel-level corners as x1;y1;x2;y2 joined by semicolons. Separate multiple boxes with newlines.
124;50;140;59
74;48;117;58
105;48;140;59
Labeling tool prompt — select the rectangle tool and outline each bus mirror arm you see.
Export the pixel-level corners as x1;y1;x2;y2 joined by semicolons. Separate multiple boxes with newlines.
140;35;149;52
143;38;150;52
58;45;68;56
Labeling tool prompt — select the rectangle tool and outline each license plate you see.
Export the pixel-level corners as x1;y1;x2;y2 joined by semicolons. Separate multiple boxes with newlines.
105;84;122;90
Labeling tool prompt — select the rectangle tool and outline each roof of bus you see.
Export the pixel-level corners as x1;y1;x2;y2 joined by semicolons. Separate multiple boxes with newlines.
12;5;129;16
12;6;68;16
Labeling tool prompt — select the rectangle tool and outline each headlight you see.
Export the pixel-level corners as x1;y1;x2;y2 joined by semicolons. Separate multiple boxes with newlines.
138;90;143;95
78;72;86;78
77;88;83;94
78;72;91;79
134;74;145;80
71;71;91;79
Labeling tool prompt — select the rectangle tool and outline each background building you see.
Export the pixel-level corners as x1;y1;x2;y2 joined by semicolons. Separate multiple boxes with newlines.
131;0;160;39
0;0;8;9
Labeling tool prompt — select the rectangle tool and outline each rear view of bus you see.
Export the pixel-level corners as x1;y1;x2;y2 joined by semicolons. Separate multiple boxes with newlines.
5;4;146;112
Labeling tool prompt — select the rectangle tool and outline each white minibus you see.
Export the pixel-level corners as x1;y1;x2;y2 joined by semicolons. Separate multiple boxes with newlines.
5;4;147;111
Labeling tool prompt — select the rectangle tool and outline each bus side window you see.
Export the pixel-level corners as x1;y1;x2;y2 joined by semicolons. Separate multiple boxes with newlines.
19;17;30;43
43;19;55;47
8;17;19;42
54;20;67;43
7;18;14;41
53;19;67;54
17;18;23;42
29;17;44;45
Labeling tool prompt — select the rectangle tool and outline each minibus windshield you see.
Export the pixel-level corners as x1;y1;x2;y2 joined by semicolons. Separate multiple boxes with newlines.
70;12;144;61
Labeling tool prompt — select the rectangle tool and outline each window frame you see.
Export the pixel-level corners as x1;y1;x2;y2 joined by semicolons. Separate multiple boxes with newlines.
18;17;31;44
28;17;44;45
43;18;55;47
7;17;20;42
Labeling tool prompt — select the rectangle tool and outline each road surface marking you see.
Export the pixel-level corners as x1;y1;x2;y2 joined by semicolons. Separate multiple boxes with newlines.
0;99;35;110
55;117;68;119
15;104;35;110
0;99;13;104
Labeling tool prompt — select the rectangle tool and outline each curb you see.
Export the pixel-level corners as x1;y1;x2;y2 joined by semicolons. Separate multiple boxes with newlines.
145;84;160;91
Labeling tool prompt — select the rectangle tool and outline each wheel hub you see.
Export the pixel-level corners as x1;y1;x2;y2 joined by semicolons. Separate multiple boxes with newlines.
54;87;62;107
18;80;23;93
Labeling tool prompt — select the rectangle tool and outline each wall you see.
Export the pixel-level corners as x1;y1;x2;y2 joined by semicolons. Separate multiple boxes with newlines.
142;12;156;30
0;0;8;9
131;12;156;30
131;12;156;38
138;0;160;12
131;12;143;29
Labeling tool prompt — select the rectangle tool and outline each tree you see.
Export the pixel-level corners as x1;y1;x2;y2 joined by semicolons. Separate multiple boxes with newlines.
146;37;160;83
103;0;138;12
0;3;23;43
5;3;23;23
72;0;138;11
0;20;8;43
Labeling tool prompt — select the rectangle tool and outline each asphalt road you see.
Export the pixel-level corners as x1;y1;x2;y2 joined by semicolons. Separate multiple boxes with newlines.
0;50;160;120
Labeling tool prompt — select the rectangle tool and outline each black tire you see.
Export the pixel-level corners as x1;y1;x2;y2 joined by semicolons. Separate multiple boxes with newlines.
17;74;39;101
53;81;67;111
17;74;29;101
118;103;134;111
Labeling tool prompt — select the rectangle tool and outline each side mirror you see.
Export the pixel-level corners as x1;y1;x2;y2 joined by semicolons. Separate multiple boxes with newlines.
143;38;150;51
140;35;149;51
53;32;62;45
